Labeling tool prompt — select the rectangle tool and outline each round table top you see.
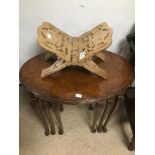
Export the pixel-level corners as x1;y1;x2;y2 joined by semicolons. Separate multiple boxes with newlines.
20;50;134;104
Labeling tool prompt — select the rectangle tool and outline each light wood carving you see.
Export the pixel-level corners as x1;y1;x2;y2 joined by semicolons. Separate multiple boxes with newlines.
37;22;112;79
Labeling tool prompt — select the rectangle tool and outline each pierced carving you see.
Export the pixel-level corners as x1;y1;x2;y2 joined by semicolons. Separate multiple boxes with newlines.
37;22;113;79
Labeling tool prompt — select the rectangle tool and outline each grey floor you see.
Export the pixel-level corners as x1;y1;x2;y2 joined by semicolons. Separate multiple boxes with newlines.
19;87;134;155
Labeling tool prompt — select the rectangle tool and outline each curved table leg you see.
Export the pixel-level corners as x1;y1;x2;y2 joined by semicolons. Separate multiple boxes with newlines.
53;104;64;135
30;96;49;136
91;103;103;133
97;100;108;132
43;101;56;135
37;99;50;136
102;96;123;133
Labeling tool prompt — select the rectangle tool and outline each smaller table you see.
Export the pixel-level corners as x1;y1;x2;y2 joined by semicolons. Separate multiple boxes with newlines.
20;50;134;136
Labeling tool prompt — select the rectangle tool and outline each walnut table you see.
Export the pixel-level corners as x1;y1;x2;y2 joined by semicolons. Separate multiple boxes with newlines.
19;50;134;136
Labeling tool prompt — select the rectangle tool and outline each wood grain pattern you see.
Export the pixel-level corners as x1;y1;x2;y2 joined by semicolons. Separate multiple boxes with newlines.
20;51;134;104
37;22;112;79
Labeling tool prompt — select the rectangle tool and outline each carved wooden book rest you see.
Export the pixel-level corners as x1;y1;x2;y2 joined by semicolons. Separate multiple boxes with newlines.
37;22;112;79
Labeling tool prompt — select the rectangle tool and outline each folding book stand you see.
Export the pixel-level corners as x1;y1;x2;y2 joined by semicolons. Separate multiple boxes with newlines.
37;22;112;79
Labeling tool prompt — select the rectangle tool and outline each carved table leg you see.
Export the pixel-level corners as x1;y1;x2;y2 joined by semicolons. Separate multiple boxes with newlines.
102;96;122;133
37;99;50;136
97;100;108;132
43;101;56;135
53;104;64;135
30;96;49;136
102;96;123;133
91;103;103;133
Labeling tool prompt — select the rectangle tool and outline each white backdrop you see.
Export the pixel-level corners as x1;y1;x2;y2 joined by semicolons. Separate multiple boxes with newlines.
19;0;134;68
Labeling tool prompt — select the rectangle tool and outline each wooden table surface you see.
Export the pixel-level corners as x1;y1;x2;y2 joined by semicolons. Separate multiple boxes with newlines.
20;50;134;104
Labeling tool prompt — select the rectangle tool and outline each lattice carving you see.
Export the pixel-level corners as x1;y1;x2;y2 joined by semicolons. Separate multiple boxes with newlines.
37;22;112;79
